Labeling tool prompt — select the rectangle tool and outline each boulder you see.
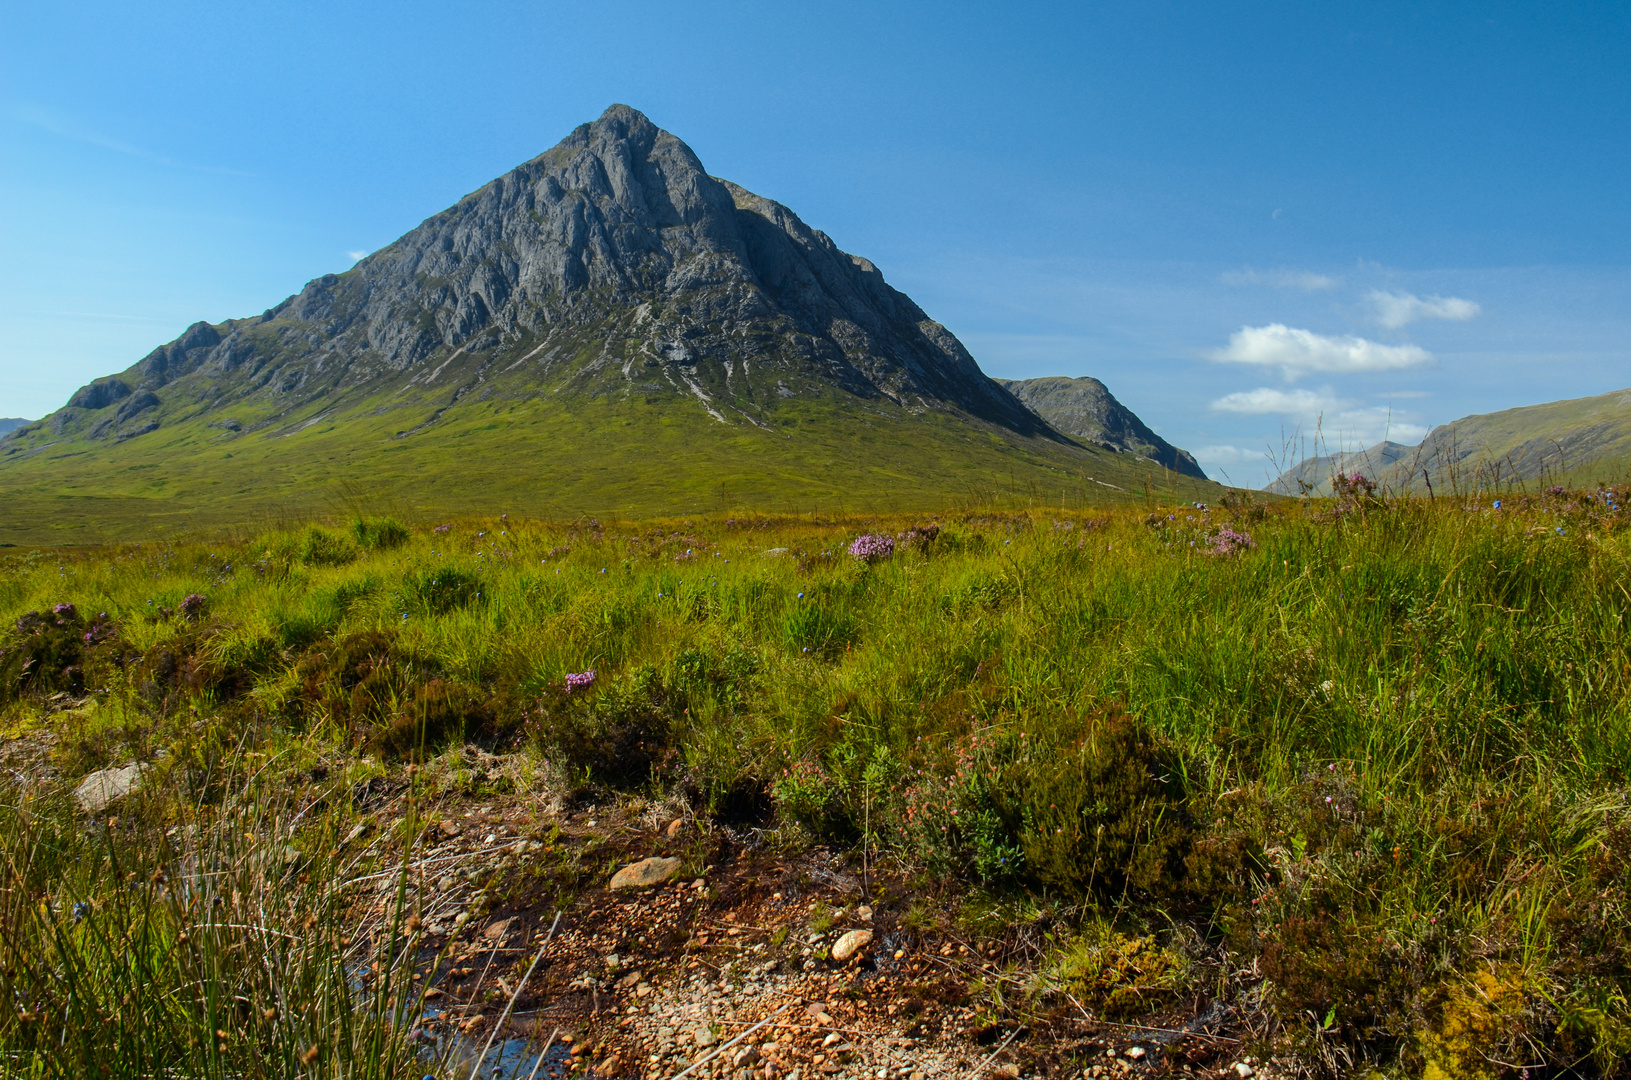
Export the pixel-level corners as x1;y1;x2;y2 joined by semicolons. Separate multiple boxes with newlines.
610;856;683;889
74;763;145;814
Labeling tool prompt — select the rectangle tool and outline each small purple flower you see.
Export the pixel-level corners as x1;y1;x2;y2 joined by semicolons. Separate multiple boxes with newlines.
179;593;207;621
564;670;597;694
1208;528;1257;556
848;534;895;563
53;602;77;621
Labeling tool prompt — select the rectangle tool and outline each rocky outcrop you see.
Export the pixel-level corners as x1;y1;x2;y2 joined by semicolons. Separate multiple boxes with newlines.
67;378;132;410
997;376;1205;478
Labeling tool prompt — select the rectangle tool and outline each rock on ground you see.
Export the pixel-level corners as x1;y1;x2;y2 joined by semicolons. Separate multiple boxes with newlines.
74;764;145;814
610;856;684;889
831;928;874;962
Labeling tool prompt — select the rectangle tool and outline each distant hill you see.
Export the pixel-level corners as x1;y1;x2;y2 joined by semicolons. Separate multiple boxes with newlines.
0;419;27;437
996;376;1206;478
1266;441;1412;495
1265;387;1631;494
0;106;1219;544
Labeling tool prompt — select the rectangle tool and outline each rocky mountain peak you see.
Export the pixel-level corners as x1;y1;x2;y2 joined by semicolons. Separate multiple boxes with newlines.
21;104;1045;444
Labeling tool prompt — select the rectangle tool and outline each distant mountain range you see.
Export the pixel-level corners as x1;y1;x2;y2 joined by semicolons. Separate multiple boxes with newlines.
1268;387;1631;494
0;106;1215;543
0;419;27;437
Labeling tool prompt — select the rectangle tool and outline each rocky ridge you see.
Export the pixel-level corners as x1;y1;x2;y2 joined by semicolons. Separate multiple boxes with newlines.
996;378;1204;479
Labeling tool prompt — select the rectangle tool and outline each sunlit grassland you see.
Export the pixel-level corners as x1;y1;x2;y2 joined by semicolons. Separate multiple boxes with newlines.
3;487;1631;1074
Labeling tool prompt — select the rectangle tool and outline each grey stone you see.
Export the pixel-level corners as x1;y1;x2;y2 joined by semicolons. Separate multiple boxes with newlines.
74;763;145;813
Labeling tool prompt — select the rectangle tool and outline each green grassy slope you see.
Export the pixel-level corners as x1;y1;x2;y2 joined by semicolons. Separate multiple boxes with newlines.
0;369;1217;545
1270;387;1631;495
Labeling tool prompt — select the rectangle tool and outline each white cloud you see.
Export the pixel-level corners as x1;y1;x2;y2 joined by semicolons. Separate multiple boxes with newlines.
1210;323;1433;380
1220;267;1341;291
1210;386;1429;447
1369;290;1481;329
1212;387;1343;414
347;250;370;262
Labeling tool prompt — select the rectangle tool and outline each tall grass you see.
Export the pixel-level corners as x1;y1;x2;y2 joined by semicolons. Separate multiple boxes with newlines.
3;491;1631;1071
0;763;445;1078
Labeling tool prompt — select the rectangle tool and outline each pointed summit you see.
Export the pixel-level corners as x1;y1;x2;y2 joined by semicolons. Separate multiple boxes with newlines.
1;106;1216;539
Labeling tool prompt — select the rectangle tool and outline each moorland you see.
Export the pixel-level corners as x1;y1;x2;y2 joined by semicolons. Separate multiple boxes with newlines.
3;482;1630;1079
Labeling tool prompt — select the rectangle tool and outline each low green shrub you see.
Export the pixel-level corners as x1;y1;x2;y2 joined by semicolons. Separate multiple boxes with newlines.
529;664;677;787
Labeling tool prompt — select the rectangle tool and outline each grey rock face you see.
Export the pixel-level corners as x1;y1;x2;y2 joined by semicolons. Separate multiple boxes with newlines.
67;378;132;410
997;376;1205;478
25;105;1048;441
113;390;160;424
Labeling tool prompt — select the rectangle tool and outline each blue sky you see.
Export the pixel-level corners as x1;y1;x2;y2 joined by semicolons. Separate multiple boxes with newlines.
3;1;1628;484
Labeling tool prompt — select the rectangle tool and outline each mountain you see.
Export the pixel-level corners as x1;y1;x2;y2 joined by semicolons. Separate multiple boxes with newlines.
1266;441;1412;495
996;377;1205;479
0;419;27;437
1265;387;1631;495
0;106;1218;544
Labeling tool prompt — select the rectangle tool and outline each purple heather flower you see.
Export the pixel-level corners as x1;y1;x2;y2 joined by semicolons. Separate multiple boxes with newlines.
1208;528;1257;556
564;670;597;693
848;534;895;563
179;593;207;621
53;602;77;621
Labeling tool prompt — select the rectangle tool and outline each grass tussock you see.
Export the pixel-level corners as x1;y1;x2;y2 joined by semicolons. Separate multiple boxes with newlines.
2;485;1631;1074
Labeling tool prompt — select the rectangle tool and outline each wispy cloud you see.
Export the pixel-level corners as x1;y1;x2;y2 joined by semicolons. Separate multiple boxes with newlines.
1220;267;1341;291
11;104;250;176
1210;386;1428;446
347;250;370;262
1212;386;1343;414
1210;323;1433;381
1369;290;1481;329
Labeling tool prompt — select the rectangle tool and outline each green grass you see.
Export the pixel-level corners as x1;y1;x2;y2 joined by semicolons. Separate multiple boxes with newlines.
3;487;1631;1074
0;320;1219;547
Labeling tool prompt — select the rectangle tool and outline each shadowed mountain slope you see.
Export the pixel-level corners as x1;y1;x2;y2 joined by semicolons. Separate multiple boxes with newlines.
996;376;1205;479
0;106;1218;543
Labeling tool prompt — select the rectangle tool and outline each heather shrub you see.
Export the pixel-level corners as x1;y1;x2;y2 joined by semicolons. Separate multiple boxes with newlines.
1011;709;1196;900
290;630;429;732
0;603;115;701
529;663;676;787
